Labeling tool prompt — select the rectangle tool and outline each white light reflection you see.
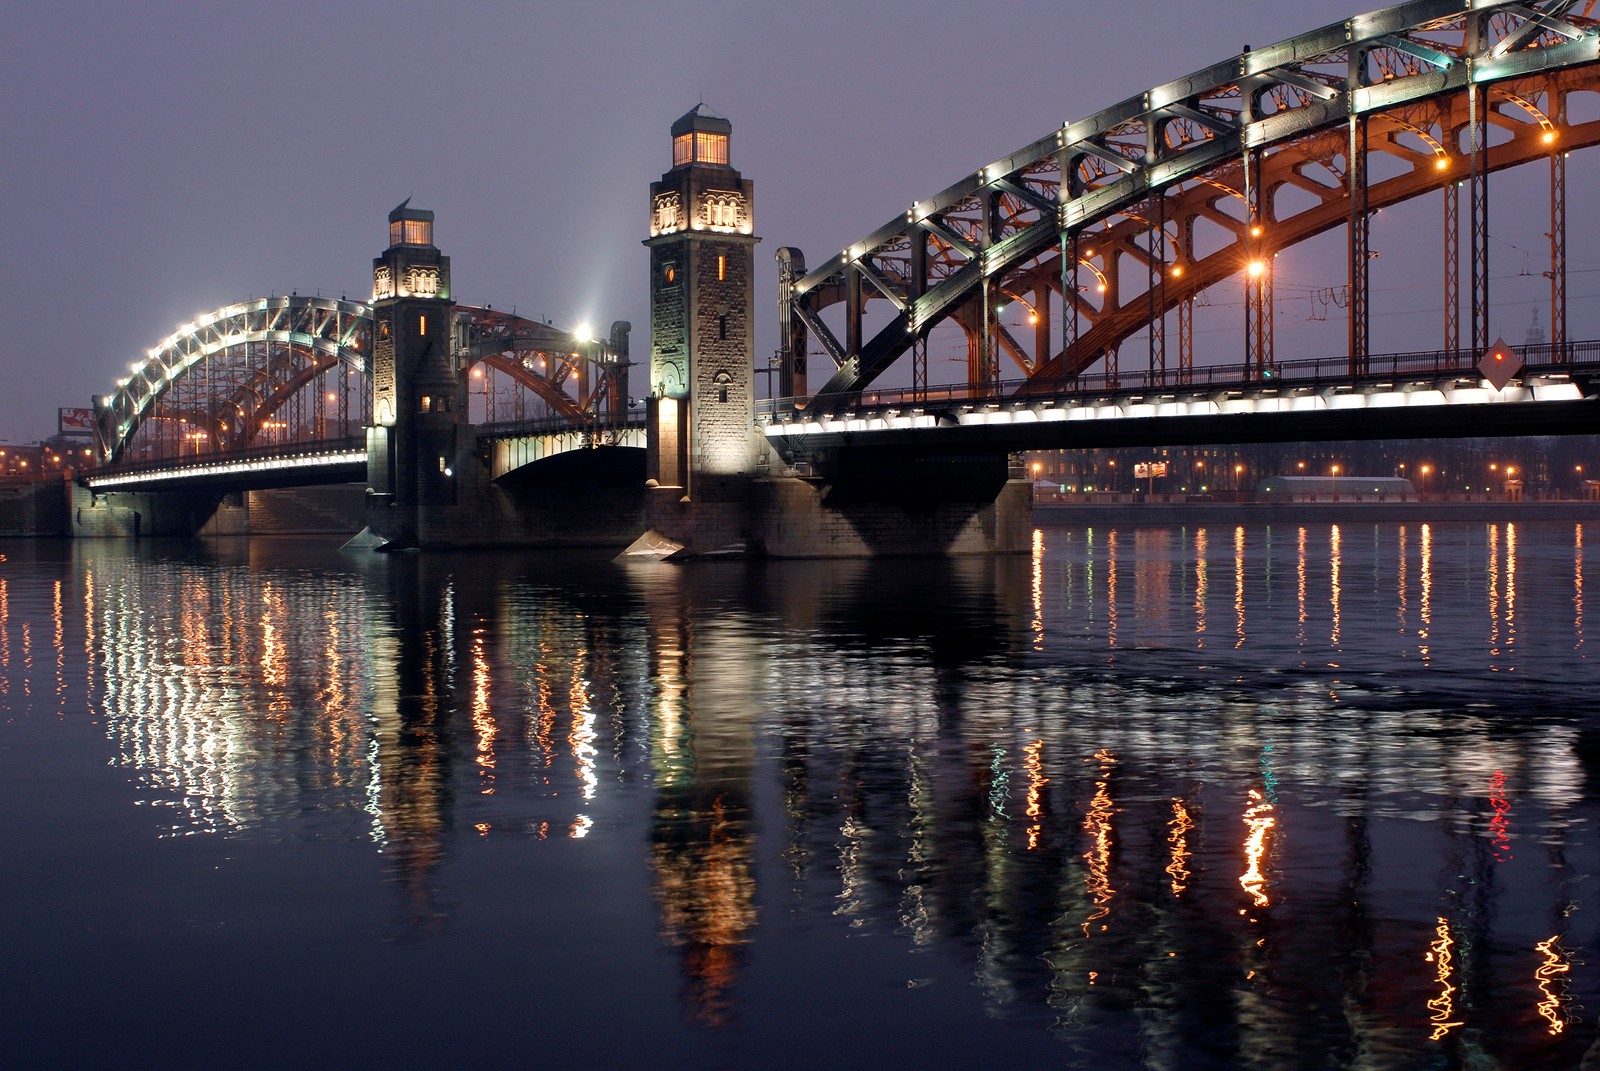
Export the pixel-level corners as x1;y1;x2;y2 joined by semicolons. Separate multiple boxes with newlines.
569;653;598;802
1106;531;1119;648
471;626;496;793
1329;524;1342;653
1488;524;1503;663
1031;528;1045;651
1577;524;1585;650
1234;525;1247;649
1296;526;1307;650
1419;523;1433;662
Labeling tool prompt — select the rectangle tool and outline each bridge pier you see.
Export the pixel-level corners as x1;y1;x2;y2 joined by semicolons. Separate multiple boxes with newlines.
69;484;243;538
642;472;1031;559
630;107;1030;560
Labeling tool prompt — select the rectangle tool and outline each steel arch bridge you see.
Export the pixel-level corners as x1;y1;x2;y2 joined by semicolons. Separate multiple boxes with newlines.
94;297;630;471
780;0;1600;408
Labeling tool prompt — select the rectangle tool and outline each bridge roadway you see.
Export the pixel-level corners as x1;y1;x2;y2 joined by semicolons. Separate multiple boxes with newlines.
759;341;1600;459
82;413;649;492
83;342;1596;491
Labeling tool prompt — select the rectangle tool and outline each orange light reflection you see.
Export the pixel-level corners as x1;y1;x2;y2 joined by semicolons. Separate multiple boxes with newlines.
1426;916;1464;1041
1166;798;1194;897
1081;749;1116;936
1023;737;1047;850
1239;788;1275;908
1535;935;1572;1035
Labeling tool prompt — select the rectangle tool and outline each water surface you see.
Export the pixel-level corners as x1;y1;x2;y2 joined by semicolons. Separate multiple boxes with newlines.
2;521;1596;1068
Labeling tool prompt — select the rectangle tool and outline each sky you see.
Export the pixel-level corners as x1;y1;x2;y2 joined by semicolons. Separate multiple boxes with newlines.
2;0;1591;442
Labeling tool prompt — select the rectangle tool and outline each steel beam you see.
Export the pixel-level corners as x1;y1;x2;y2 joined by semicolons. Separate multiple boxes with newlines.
1444;176;1460;355
1551;93;1568;363
1470;73;1491;355
1349;115;1371;374
1148;191;1167;383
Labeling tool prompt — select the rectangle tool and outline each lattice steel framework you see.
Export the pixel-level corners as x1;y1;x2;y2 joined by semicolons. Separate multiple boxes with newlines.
96;298;629;467
781;0;1600;407
95;297;373;467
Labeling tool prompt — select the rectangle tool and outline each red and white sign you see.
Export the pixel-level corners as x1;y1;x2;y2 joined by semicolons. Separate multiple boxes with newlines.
58;407;95;434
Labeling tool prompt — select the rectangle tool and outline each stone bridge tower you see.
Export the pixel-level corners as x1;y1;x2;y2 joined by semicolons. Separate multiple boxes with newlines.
365;199;460;546
644;106;760;497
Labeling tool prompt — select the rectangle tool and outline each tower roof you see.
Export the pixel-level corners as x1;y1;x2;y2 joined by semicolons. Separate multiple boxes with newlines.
670;104;731;139
389;197;435;224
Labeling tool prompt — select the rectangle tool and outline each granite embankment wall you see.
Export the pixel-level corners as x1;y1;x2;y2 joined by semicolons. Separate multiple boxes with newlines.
0;479;68;537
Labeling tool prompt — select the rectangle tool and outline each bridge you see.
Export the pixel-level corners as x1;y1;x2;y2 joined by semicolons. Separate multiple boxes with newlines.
773;0;1600;420
78;0;1600;555
83;294;639;493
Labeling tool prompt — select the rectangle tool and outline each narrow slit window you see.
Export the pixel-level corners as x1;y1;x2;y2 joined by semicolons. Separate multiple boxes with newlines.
717;254;726;281
419;314;428;335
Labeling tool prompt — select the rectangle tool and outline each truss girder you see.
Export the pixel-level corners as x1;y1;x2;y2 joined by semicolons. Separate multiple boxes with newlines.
97;298;629;467
789;0;1600;404
457;306;626;419
97;296;373;464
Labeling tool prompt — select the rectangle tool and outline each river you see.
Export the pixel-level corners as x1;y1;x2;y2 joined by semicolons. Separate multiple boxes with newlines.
1;520;1595;1069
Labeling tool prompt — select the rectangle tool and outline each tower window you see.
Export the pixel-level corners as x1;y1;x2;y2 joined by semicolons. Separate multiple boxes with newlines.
718;315;728;341
673;133;692;167
695;132;728;165
391;219;432;246
718;254;726;281
663;264;676;284
419;314;428;335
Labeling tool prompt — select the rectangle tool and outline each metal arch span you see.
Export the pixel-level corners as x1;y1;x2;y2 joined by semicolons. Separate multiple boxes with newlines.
95;299;631;471
96;296;372;465
784;0;1600;403
457;308;631;423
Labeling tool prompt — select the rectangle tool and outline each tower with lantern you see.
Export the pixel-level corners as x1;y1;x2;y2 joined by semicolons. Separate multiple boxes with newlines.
367;199;461;543
644;106;760;495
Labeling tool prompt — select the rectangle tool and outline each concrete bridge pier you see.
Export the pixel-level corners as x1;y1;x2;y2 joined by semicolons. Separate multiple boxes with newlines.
70;484;244;538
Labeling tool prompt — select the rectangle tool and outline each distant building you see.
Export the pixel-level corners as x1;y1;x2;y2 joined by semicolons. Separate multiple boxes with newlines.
1256;475;1415;501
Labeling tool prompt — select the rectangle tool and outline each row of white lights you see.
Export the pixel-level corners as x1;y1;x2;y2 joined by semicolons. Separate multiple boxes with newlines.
87;449;366;490
763;379;1583;438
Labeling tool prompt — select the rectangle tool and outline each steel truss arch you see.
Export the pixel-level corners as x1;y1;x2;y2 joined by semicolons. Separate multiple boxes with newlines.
455;308;630;424
96;296;373;465
786;0;1600;404
96;298;631;468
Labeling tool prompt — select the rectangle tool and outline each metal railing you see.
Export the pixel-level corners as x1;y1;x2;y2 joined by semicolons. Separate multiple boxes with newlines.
758;340;1600;421
95;434;367;479
476;409;648;439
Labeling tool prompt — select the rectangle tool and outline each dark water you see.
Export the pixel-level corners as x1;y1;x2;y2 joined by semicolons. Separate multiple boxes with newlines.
2;521;1597;1069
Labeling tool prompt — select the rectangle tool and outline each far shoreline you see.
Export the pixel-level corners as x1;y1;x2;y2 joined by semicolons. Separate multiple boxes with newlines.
1032;498;1600;526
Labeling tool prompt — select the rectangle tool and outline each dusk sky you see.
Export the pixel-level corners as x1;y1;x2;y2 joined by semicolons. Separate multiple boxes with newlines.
4;0;1590;442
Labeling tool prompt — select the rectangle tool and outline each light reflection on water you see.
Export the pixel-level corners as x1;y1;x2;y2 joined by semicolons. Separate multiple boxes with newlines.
0;522;1597;1068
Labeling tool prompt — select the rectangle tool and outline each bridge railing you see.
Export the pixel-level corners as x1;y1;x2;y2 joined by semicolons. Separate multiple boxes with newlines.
94;434;367;478
758;339;1600;420
476;409;648;440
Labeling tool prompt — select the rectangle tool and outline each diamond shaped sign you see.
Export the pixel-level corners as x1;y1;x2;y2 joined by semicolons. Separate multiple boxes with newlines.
1477;336;1522;391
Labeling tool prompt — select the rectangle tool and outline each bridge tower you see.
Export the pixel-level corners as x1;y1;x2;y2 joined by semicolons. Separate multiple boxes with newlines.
365;199;461;546
644;106;760;496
